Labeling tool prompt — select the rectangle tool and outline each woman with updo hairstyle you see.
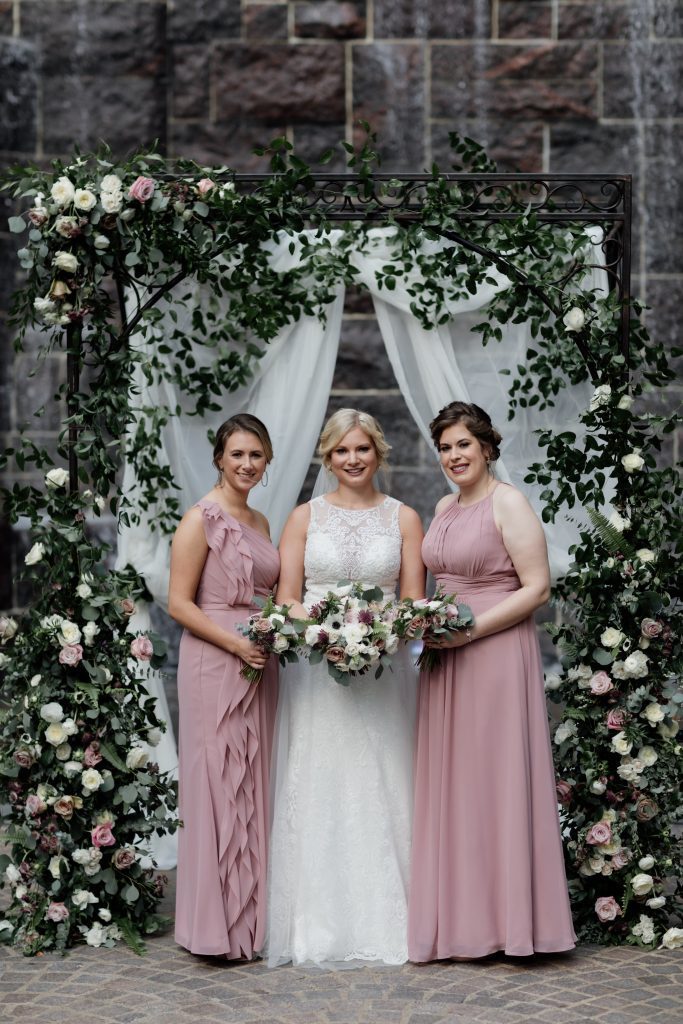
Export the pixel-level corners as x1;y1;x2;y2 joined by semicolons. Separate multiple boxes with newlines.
169;413;279;960
267;408;425;967
408;401;575;961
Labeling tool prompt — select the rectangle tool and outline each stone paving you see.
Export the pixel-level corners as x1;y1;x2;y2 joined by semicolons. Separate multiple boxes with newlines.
1;873;681;1024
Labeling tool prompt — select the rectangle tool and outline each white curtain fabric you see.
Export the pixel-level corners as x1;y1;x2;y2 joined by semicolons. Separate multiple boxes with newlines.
116;226;605;868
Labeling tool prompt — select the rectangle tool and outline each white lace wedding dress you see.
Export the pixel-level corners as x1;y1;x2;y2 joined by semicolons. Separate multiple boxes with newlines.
266;495;417;967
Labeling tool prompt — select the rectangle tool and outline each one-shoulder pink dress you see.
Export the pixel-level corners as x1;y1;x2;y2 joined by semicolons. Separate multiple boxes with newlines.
175;500;280;958
408;489;576;960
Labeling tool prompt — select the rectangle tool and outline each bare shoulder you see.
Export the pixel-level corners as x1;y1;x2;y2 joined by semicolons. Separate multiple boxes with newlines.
178;504;205;530
434;493;457;516
172;504;207;548
282;501;311;536
398;503;423;532
493;483;534;515
252;508;271;535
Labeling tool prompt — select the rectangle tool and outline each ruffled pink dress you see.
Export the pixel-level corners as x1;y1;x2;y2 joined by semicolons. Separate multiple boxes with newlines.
408;489;576;960
175;500;279;958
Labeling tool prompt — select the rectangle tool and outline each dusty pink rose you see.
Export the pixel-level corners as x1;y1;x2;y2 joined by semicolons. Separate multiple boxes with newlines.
325;645;346;664
611;849;631;870
59;642;84;667
54;796;76;819
91;822;116;848
444;603;460;618
634;795;659;822
197;177;215;194
640;618;663;639
120;597;136;617
28;207;48;228
595;895;621;922
112;846;136;870
128;175;155;203
46;901;69;922
586;821;612;846
83;742;102;767
590;671;613;696
606;708;627;731
252;618;272;634
25;793;47;816
407;615;427;637
14;749;35;769
556;780;573;805
130;635;154;661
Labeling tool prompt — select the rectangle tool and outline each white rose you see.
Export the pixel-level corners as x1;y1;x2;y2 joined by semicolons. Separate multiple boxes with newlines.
660;928;683;949
638;746;658;767
631;872;654;896
304;625;322;646
76;582;93;599
51;176;75;206
41;614;63;630
658;719;679;739
81;768;103;793
30;673;42;687
40;701;64;723
638;855;655;871
642;702;665;726
544;673;563;691
146;727;162;747
589;384;611;411
59;620;81;645
554;720;577;745
125;746;148;770
632;914;655;944
102;667;112;683
15;884;27;900
617;394;634;410
622;651;648;678
600;627;624;648
61;717;78;737
55;743;72;761
53;251;78;273
48;856;64;879
621;451;644;473
119;207;135;222
100;174;123;193
268;613;286;628
4;863;21;885
272;634;289;654
93;234;110;251
617;761;642;783
100;190;123;214
72;889;99;908
344;642;361;657
590;780;606;795
563;306;585;332
25;542;45;565
608;511;631;533
45;722;68;746
98;908;112;922
0;653;10;669
385;634;399;655
567;663;593;682
85;922;107;947
64;760;83;778
635;548;655;563
646;896;666;910
82;621;100;646
74;188;96;211
0;615;18;642
342;624;365;644
611;660;628;680
34;295;56;318
611;731;632;755
45;467;69;488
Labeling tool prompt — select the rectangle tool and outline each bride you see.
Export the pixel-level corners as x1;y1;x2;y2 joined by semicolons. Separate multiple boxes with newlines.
267;408;425;966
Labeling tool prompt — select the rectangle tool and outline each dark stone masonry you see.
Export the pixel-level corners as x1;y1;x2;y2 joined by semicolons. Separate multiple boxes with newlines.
0;1;681;621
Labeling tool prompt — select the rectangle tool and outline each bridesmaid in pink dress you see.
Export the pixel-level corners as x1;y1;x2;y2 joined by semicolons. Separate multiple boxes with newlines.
408;402;575;961
168;414;279;959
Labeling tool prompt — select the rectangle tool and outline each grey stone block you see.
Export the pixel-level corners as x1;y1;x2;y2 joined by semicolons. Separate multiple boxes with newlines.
293;2;367;40
352;43;426;171
333;318;400;390
374;0;490;39
0;37;38;152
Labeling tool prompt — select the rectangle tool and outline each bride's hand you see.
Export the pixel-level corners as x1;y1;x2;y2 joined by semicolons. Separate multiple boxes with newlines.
234;636;269;669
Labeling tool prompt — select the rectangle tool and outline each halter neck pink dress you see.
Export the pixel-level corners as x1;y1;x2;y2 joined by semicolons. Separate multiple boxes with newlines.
408;488;576;960
175;500;279;959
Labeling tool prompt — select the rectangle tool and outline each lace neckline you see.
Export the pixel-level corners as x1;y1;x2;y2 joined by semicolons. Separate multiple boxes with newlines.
319;495;390;513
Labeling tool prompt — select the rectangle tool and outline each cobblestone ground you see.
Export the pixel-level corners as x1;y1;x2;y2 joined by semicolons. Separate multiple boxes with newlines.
1;873;681;1024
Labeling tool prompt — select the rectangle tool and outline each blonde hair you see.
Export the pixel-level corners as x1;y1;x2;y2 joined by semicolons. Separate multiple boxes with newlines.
318;408;391;470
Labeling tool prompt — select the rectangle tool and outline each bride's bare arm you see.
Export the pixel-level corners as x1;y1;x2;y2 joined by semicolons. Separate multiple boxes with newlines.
398;504;426;600
276;503;311;619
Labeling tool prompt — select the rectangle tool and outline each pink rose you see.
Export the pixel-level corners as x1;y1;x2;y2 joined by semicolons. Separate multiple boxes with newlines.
251;618;272;634
46;901;69;922
595;895;621;922
640;618;662;639
128;176;155;203
54;796;76;819
325;646;346;664
590;671;613;696
25;793;47;816
112;846;136;870
197;177;215;194
83;742;102;767
130;635;154;661
91;823;116;848
611;849;631;870
407;615;427;637
14;749;35;769
59;643;83;667
120;597;136;617
606;708;626;731
556;780;573;805
586;821;612;846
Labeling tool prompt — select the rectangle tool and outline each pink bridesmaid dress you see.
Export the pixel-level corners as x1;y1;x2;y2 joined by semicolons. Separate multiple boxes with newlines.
408;487;576;960
174;500;279;958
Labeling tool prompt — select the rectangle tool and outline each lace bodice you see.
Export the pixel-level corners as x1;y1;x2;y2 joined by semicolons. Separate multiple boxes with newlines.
303;495;402;606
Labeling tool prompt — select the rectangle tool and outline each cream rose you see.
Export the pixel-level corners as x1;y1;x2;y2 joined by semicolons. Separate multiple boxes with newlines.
632;914;655;944
59;620;81;645
76;581;92;599
72;888;99;908
638;854;655;871
74;188;96;211
589;779;606;795
660;928;683;949
635;548;655;563
53;251;78;273
40;701;64;722
51;176;75;206
81;768;103;793
45;467;69;488
646;895;666;910
146;727;162;747
45;722;68;746
589;384;611;411
272;634;289;654
563;306;585;332
642;702;665;726
100;190;123;214
125;746;148;770
611;731;633;755
82;621;100;647
637;746;658;767
544;672;563;691
100;173;123;193
25;542;45;565
622;651;648;678
630;872;654;896
621;451;644;473
617;393;634;410
658;719;679;739
554;720;577;745
93;234;110;250
600;627;624;648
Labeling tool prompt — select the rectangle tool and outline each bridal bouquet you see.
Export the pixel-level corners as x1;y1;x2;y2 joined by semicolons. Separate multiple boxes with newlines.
302;583;398;685
238;595;300;683
390;590;474;671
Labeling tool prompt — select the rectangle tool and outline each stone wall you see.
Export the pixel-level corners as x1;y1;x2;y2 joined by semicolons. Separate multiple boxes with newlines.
1;0;681;619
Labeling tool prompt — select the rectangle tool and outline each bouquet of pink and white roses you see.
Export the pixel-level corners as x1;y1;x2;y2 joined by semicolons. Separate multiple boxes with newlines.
302;583;398;685
237;595;301;684
390;589;474;671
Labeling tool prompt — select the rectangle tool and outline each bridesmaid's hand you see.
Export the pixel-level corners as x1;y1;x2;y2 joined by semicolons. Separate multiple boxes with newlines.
424;629;472;650
234;636;269;670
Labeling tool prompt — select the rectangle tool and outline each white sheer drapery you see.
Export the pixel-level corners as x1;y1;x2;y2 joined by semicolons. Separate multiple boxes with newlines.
116;226;605;867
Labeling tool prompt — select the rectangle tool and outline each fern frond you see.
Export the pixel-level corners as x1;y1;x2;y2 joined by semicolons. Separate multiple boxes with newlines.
587;508;637;558
118;918;147;956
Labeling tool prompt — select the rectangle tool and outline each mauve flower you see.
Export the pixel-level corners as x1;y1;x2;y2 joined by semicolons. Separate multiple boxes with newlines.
91;823;116;848
25;793;47;816
252;617;272;634
556;780;573;805
586;821;612;846
640;618;662;639
128;176;155;203
325;645;345;664
112;846;136;870
407;615;427;637
83;742;102;767
28;207;48;227
197;177;215;194
595;896;621;922
612;849;632;870
14;749;34;769
120;597;136;617
634;795;658;822
54;795;77;819
590;671;613;696
45;901;69;922
59;643;83;667
130;635;154;661
606;708;626;731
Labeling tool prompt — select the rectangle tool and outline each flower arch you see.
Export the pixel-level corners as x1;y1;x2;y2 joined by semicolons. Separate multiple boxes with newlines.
0;131;680;953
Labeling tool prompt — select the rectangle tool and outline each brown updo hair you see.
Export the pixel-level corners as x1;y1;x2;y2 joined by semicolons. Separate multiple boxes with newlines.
212;414;273;479
429;402;502;462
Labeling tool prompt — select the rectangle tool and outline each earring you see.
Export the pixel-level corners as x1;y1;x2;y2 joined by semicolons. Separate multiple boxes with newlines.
261;469;269;487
